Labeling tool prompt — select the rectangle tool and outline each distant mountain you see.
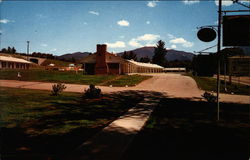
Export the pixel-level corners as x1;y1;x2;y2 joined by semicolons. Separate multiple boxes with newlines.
57;52;91;61
117;46;194;61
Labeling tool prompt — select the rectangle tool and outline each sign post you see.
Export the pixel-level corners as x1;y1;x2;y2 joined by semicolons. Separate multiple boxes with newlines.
216;0;222;121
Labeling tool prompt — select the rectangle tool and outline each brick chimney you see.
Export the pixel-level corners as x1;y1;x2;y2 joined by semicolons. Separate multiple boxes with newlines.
95;44;108;74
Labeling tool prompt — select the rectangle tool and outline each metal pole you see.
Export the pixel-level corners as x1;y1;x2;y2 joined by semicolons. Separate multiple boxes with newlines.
27;41;30;60
217;0;222;121
224;61;227;91
27;41;30;54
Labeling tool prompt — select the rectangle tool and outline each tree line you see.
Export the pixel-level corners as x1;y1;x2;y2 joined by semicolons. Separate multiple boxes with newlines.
1;46;55;59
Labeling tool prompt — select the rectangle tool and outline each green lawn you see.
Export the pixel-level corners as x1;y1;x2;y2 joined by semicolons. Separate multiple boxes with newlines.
123;98;250;160
0;87;144;159
0;69;151;86
186;73;249;95
104;74;152;87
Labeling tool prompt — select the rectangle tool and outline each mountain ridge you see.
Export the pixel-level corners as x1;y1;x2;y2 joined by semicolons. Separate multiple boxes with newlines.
117;46;194;61
58;47;194;62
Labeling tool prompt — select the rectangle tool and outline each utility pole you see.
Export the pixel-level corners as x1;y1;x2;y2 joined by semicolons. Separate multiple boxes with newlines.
217;0;222;121
27;41;30;60
27;41;30;54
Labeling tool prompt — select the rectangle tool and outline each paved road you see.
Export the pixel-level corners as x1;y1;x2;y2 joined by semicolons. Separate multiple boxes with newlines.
0;73;249;104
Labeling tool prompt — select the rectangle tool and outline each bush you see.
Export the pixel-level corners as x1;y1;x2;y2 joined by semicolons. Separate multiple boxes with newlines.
202;91;217;103
51;83;67;96
84;84;101;98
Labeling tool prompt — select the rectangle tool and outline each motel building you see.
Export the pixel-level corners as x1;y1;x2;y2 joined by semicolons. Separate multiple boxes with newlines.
0;55;32;69
79;44;164;75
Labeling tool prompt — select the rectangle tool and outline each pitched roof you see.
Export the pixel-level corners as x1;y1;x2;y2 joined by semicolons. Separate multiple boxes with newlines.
126;59;164;69
0;56;32;64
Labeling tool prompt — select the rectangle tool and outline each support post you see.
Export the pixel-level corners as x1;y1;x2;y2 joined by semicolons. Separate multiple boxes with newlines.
216;0;222;121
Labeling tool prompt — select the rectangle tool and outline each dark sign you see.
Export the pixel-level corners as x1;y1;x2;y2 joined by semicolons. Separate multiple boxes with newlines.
223;15;250;46
197;28;217;42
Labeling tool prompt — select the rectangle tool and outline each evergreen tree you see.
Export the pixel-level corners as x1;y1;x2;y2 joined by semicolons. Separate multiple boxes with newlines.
7;47;12;53
140;56;151;63
122;51;137;61
152;40;167;66
121;51;129;59
11;47;16;54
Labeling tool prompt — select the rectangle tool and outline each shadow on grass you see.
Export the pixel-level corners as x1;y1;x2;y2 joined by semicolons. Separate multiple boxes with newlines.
122;98;250;160
1;90;163;160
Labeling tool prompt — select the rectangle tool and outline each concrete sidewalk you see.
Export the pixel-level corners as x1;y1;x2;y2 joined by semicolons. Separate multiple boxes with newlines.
63;92;162;160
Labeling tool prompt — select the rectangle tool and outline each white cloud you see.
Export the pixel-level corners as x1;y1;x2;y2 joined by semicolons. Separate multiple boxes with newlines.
215;0;233;6
170;38;187;44
183;0;200;5
117;20;130;27
129;39;143;47
167;33;175;39
41;43;48;47
105;41;126;48
171;44;177;49
119;35;125;39
169;37;193;48
137;34;160;41
89;11;99;16
146;21;150;24
0;30;2;33
128;33;160;48
0;19;10;24
50;48;57;52
147;1;157;7
145;43;156;47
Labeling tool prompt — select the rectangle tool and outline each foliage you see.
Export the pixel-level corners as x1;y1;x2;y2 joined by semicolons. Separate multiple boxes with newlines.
51;83;67;96
31;52;55;59
201;91;217;103
84;84;101;98
139;56;151;63
152;40;167;66
192;54;217;76
1;46;16;54
122;51;137;61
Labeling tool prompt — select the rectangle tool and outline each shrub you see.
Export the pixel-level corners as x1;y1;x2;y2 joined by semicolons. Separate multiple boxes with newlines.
51;83;67;96
84;84;101;99
202;91;217;103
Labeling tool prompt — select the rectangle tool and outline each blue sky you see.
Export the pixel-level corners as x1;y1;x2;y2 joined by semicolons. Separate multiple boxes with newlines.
0;0;249;55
